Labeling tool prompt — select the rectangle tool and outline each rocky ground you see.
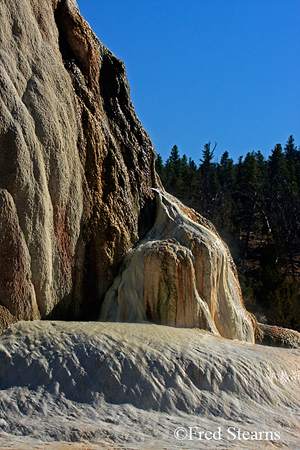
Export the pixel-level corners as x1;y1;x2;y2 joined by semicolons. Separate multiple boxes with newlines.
258;323;300;348
0;321;299;449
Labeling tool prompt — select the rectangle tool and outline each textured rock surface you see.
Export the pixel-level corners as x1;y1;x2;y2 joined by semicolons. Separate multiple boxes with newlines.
257;323;300;348
0;321;299;449
0;190;39;320
0;0;157;326
101;190;255;343
0;0;255;342
0;306;16;333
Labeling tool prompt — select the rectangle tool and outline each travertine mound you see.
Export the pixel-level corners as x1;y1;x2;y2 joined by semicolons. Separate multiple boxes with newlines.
0;321;299;449
0;0;254;342
101;190;255;342
0;0;157;325
257;323;300;348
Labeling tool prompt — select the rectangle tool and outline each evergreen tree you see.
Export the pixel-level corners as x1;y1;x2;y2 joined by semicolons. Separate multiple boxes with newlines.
218;151;234;191
284;135;298;162
185;157;199;201
268;144;287;199
199;141;217;215
268;276;300;330
165;145;183;196
169;145;181;171
155;154;165;182
180;154;188;186
233;151;266;264
284;135;298;187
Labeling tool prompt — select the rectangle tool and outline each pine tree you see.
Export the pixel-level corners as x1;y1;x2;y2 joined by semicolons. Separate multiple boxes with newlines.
284;135;297;162
268;144;287;198
268;276;300;330
214;151;234;235
199;142;217;215
155;154;165;182
284;135;298;187
167;145;183;196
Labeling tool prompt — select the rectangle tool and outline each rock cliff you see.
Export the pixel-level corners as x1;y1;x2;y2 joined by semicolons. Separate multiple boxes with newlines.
0;0;158;326
0;0;254;341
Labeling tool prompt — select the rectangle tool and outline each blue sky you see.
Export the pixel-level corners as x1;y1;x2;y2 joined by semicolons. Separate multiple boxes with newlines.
77;0;300;163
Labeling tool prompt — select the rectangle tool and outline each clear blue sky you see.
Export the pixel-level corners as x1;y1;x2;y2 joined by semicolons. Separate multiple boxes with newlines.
77;0;300;163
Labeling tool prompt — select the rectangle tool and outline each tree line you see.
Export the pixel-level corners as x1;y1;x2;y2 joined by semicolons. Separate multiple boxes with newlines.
156;136;300;331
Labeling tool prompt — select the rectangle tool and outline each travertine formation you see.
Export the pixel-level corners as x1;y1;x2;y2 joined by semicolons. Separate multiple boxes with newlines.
0;0;157;327
101;190;255;342
0;321;299;448
257;323;300;348
0;0;254;341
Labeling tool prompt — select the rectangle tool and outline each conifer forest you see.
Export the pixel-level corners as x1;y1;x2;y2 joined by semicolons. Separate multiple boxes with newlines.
156;136;300;331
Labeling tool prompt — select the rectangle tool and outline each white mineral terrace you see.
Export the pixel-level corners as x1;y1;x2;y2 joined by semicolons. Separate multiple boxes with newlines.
0;320;299;449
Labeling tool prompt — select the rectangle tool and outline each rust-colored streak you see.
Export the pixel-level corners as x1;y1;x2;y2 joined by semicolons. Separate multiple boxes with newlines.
0;192;37;320
53;205;74;282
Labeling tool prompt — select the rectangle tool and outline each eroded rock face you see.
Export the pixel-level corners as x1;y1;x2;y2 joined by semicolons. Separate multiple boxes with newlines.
0;190;39;320
100;190;255;343
0;0;157;326
0;0;254;342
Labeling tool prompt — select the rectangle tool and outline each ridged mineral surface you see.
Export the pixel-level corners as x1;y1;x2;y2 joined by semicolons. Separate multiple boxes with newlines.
0;321;299;449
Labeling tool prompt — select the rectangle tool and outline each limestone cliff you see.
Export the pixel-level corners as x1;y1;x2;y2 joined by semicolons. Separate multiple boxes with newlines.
0;0;157;326
0;0;255;341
